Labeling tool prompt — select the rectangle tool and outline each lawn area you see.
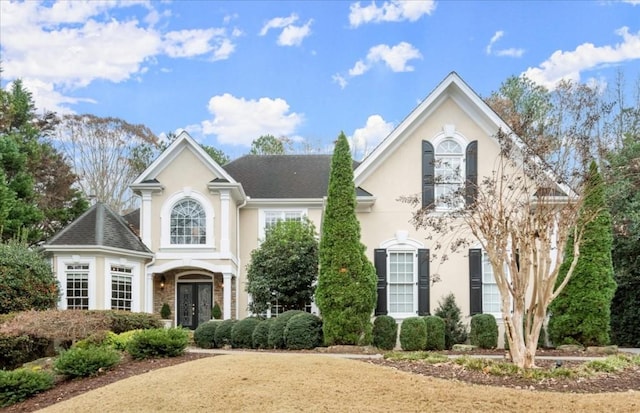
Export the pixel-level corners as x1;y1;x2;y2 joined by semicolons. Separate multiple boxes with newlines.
38;353;639;413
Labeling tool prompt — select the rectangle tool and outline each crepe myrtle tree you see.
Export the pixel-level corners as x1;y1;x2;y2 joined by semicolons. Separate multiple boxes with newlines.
401;126;598;368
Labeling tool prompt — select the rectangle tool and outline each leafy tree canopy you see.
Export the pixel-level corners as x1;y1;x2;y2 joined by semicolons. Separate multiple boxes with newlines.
249;134;287;155
0;79;87;244
246;218;318;315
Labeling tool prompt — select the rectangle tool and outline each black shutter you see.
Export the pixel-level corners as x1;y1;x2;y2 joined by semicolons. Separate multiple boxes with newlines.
465;140;478;207
417;249;430;316
469;248;483;315
422;140;435;208
374;249;387;316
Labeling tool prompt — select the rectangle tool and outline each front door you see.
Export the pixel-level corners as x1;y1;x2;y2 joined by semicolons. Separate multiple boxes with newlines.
177;283;212;329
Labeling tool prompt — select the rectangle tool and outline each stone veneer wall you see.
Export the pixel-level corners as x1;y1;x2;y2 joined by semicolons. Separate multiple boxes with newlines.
152;271;237;320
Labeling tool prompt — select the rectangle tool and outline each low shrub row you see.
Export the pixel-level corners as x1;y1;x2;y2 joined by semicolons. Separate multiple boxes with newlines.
0;310;163;369
1;327;189;408
0;369;55;407
193;311;323;350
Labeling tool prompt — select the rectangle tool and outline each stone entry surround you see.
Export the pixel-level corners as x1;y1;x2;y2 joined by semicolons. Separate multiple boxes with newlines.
151;271;236;321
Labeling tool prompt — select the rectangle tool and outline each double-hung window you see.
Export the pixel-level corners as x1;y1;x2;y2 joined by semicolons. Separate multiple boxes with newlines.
482;252;501;314
388;251;417;314
111;265;133;311
66;264;89;310
435;139;464;208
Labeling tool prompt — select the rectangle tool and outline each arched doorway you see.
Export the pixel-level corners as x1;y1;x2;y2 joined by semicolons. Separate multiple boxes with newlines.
176;272;213;329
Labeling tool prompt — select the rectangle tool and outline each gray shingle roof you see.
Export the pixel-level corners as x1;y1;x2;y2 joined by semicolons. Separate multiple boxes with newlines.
223;155;368;198
45;203;151;254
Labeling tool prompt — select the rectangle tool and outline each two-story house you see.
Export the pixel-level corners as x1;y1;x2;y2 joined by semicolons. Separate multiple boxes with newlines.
43;72;568;329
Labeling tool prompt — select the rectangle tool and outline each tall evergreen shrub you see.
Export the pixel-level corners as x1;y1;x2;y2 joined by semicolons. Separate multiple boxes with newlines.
548;162;616;346
315;132;377;345
433;293;468;349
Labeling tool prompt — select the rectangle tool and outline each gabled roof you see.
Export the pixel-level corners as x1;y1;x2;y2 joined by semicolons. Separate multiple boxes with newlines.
131;130;237;187
353;71;576;198
44;203;151;255
223;155;367;199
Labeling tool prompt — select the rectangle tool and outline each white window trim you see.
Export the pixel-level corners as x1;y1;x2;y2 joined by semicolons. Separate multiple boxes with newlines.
479;249;513;320
160;189;215;250
258;208;308;240
57;256;96;310
105;258;141;312
381;234;425;319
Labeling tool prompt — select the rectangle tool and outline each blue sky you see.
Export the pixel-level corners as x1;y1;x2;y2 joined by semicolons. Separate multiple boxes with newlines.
2;0;640;160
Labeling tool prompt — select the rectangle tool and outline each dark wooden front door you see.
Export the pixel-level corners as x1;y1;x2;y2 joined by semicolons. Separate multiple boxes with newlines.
177;283;212;329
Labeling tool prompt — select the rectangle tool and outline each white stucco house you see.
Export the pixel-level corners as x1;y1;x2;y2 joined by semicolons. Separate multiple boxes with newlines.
42;72;569;330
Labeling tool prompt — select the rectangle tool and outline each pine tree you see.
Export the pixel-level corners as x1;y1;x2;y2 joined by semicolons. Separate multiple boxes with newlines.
548;161;617;346
315;132;377;345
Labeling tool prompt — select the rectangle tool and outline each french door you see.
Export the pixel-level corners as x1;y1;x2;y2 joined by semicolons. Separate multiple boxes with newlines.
177;283;212;329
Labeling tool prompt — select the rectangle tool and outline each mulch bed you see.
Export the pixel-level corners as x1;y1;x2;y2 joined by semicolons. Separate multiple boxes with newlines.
5;349;639;412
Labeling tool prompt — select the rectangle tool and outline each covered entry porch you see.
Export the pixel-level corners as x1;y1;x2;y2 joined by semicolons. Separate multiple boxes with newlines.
146;260;236;329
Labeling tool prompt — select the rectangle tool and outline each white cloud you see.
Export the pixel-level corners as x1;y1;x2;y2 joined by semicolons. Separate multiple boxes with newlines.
201;94;304;146
349;0;436;27
495;48;524;58
259;13;312;46
164;28;226;58
278;19;313;46
349;60;370;76
0;1;237;113
349;115;394;159
332;74;348;89
356;42;422;75
622;0;640;5
523;27;640;90
485;30;524;57
259;14;299;35
485;30;503;55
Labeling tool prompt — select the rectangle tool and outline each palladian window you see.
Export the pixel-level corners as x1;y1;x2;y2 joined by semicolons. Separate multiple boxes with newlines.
170;199;206;244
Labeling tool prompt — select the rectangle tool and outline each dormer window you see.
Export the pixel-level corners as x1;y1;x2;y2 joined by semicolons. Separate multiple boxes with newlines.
170;199;206;244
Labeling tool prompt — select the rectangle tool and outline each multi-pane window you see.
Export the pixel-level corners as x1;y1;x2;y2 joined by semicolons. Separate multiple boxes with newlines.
111;265;132;311
170;199;206;244
264;210;303;232
435;139;464;207
66;264;89;310
482;253;501;314
388;251;416;314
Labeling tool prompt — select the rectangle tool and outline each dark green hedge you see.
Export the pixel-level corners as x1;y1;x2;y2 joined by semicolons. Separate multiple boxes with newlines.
252;318;273;349
284;313;323;350
54;346;121;378
213;319;237;348
424;316;445;351
0;369;55;407
194;320;222;349
268;310;304;349
372;315;397;350
469;314;498;349
399;317;427;351
126;328;189;359
231;318;261;349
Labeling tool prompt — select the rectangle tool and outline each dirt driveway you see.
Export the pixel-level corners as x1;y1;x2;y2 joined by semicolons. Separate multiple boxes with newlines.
40;353;639;412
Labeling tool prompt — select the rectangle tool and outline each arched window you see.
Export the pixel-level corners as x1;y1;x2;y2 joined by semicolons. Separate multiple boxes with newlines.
170;199;206;245
435;139;464;207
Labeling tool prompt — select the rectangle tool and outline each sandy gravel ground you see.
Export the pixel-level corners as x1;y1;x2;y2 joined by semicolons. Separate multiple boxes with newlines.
39;353;640;413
